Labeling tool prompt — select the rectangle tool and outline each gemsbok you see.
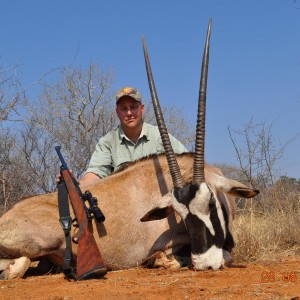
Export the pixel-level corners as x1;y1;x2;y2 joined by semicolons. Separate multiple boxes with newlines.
0;19;259;280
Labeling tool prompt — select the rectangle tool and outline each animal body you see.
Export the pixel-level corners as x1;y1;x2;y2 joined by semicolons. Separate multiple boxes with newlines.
0;154;258;279
0;19;259;280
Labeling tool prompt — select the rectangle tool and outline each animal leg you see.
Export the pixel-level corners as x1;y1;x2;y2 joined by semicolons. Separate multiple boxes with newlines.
0;257;31;280
0;259;14;272
141;251;189;270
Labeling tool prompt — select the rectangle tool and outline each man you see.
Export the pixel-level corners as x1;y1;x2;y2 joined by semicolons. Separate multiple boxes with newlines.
78;86;188;186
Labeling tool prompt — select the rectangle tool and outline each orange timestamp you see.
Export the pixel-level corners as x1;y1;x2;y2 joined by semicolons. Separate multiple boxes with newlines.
261;271;297;283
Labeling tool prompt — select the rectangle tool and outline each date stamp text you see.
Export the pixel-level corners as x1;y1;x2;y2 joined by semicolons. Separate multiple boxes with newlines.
261;271;298;283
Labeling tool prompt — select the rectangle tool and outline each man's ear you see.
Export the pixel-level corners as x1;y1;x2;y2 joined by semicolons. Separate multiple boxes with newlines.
140;192;173;222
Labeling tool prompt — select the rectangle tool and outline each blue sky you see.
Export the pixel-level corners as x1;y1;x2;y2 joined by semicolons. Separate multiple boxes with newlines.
1;1;299;178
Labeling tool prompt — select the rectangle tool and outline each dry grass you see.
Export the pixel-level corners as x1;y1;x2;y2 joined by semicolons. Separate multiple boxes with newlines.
232;197;300;263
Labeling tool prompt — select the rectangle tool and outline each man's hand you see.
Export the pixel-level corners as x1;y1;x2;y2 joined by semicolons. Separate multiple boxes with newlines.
56;169;75;184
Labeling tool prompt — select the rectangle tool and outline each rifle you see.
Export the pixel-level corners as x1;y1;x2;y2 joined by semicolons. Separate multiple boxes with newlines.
55;146;107;280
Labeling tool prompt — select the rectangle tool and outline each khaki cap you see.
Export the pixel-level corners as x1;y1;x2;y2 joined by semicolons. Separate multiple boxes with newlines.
116;87;142;103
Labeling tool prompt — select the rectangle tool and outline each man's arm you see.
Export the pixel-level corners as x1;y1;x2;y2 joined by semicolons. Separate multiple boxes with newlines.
56;170;102;187
84;134;114;179
72;136;113;186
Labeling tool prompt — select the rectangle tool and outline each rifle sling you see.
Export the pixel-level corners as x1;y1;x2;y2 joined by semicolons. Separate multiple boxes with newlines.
57;180;75;279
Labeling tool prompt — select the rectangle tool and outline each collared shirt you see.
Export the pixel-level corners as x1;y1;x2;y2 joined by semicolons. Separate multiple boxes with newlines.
85;122;188;178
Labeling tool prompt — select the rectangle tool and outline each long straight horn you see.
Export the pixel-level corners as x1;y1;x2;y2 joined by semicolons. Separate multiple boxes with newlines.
193;18;212;185
142;36;184;188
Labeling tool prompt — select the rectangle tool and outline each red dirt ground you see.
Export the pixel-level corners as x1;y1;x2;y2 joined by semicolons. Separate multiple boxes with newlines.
0;256;299;300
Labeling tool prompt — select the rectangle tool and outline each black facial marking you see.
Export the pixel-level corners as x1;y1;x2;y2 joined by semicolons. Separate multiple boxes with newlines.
208;195;225;249
185;214;210;254
173;183;229;255
220;200;234;252
173;183;199;206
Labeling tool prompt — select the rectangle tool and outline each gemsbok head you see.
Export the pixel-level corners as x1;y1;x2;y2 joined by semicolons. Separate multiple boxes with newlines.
141;18;259;270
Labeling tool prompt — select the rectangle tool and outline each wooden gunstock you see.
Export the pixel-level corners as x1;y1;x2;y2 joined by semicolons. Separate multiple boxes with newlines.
61;169;107;280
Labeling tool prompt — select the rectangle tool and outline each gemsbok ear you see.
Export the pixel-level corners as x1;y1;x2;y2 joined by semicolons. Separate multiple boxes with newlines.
214;175;259;198
228;187;260;198
140;206;174;222
140;192;174;222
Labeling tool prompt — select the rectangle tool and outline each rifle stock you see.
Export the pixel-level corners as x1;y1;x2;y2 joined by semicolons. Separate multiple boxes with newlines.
58;155;107;280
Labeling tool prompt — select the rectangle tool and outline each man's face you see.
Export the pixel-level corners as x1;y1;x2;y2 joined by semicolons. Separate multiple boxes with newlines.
116;96;144;130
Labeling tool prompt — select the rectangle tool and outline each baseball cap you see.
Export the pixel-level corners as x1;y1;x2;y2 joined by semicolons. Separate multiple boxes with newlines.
115;87;142;103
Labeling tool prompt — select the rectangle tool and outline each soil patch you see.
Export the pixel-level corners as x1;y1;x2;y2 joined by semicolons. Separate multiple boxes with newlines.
0;257;299;300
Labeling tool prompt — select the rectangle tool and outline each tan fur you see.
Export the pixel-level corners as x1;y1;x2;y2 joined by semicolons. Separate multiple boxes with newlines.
0;153;256;279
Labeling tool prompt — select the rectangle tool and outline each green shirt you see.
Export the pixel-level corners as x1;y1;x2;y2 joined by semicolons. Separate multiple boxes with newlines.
85;122;188;178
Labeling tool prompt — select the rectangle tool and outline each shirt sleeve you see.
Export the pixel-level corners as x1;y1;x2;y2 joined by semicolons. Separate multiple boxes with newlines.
85;136;114;178
155;133;188;154
168;134;189;154
146;123;188;154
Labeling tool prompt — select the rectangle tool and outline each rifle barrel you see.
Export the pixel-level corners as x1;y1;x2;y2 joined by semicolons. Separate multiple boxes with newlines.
55;146;69;170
